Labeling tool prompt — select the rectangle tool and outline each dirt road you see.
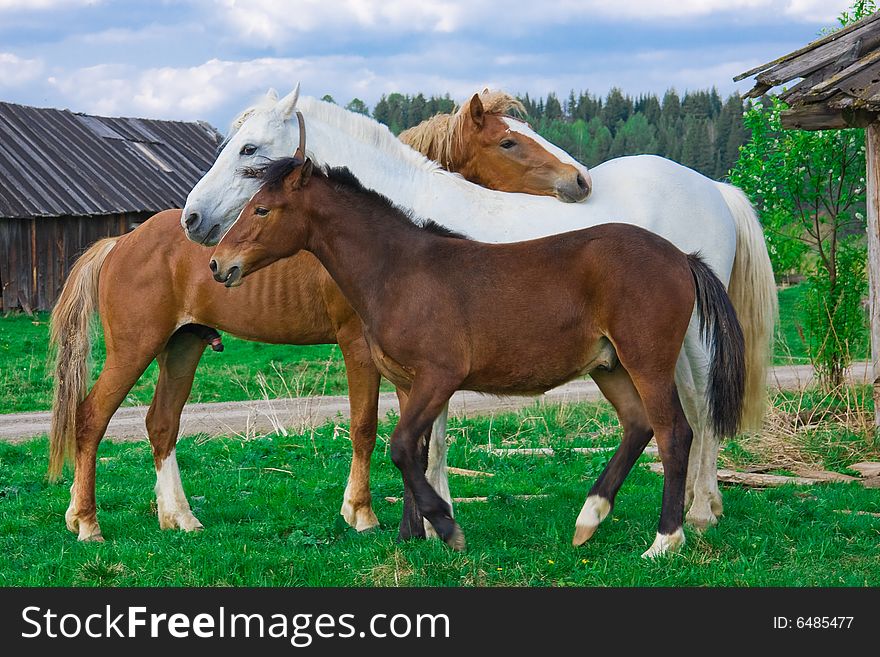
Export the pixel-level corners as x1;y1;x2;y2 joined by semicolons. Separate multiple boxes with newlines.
0;363;871;442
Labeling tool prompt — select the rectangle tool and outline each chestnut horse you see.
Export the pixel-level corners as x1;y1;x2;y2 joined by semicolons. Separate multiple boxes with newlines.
209;157;745;558
48;92;583;541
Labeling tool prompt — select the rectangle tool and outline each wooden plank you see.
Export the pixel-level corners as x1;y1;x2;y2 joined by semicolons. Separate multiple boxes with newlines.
481;445;659;457
809;48;880;95
734;11;880;82
849;462;880;477
780;105;852;130
751;22;880;88
384;494;549;504
447;467;494;478
647;463;857;487
867;123;880;429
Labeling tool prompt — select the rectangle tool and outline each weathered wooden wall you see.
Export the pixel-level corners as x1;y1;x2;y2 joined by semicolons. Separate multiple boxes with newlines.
0;213;150;312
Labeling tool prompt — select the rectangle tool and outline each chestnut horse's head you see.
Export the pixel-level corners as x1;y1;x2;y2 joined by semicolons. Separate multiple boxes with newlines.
209;157;314;288
400;89;591;203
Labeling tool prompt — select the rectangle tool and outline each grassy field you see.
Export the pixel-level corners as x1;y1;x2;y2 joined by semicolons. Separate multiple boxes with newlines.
0;311;395;414
0;396;878;587
0;284;858;414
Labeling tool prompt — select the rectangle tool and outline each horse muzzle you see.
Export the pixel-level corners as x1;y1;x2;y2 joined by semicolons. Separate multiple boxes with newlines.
555;170;592;203
209;259;244;288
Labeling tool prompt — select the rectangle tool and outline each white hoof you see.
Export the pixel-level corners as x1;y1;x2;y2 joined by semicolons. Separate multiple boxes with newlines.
158;509;204;532
340;497;380;532
641;528;685;559
685;505;718;531
572;495;611;546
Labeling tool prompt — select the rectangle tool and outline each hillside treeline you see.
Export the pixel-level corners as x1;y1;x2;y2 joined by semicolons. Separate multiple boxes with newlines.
340;88;748;181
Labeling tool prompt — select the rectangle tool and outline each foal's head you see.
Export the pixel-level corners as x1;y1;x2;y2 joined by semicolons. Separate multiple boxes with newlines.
209;157;314;287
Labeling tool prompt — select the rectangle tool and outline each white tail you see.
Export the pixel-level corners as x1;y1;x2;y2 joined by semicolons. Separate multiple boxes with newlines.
716;182;777;432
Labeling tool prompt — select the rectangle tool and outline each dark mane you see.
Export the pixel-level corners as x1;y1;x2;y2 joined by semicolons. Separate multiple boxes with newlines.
241;157;470;240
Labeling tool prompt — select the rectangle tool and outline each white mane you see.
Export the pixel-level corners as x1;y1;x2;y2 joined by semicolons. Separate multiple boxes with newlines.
295;96;444;175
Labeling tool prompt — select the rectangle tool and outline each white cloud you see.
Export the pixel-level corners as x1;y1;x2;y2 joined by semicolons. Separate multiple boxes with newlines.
207;0;853;47
0;0;99;11
0;52;43;86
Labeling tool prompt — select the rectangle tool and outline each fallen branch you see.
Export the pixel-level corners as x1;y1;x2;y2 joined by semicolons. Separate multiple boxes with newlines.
482;446;658;457
833;509;880;518
647;463;857;487
384;494;549;504
849;462;880;478
447;466;494;478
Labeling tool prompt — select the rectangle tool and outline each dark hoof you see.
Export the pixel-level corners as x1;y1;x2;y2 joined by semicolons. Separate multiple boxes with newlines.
444;524;466;552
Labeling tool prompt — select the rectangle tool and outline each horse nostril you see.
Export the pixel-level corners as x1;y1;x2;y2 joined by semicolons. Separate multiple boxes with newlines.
185;211;200;229
576;173;588;191
209;259;218;274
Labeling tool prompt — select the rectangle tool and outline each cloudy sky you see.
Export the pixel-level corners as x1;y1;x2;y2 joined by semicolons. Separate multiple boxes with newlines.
0;0;854;130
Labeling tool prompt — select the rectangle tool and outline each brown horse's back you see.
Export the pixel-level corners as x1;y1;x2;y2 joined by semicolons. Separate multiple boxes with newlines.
98;209;338;346
377;223;695;395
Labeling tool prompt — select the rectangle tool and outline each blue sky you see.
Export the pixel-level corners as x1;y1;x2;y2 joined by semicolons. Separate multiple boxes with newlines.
0;0;854;131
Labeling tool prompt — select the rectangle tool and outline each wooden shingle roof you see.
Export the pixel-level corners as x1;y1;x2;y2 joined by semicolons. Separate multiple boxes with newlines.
0;101;222;218
735;11;880;129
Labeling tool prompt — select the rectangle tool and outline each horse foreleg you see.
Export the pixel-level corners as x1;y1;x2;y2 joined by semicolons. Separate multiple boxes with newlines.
67;354;155;541
574;367;653;546
423;403;452;538
337;329;381;532
148;329;206;532
389;377;463;550
394;387;427;541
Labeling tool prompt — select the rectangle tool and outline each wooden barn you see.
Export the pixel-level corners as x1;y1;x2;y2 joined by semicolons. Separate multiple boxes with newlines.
0;101;222;312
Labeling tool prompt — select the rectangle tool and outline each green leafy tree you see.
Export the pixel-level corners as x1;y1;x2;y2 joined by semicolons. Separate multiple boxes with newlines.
345;98;370;115
730;96;867;389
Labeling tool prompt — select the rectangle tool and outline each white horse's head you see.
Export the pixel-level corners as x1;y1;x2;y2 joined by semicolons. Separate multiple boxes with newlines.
182;84;303;246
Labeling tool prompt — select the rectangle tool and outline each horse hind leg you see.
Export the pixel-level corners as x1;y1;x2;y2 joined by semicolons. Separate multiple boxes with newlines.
677;332;722;530
147;328;208;532
574;366;653;546
423;403;452;539
66;349;158;541
629;375;693;559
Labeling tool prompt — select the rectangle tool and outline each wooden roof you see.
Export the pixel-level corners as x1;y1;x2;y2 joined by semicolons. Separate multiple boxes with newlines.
735;11;880;130
0;101;222;218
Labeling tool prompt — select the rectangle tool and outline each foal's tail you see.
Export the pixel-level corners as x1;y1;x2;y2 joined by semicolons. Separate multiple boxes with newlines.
688;253;746;439
48;237;118;481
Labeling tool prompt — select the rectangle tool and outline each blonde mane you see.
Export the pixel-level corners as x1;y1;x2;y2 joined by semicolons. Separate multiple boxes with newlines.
399;90;526;168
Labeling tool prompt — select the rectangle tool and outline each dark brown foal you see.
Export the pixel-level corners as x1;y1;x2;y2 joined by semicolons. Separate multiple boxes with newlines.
209;157;745;557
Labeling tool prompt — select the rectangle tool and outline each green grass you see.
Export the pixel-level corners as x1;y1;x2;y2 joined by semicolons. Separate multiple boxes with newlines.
0;311;395;414
1;400;878;587
0;285;838;413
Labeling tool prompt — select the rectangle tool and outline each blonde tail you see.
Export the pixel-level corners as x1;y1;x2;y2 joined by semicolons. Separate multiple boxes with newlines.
47;238;118;480
717;183;777;432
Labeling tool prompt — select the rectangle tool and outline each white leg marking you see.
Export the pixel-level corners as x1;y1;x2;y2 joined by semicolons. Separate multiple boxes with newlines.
424;405;452;539
66;482;103;541
572;495;611;546
641;528;686;559
340;478;379;532
155;449;203;532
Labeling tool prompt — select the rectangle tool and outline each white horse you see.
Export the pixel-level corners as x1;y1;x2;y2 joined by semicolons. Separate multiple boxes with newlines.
182;85;776;542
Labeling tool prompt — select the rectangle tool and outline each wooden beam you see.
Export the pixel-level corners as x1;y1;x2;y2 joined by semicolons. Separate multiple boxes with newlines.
779;104;878;130
866;123;880;429
734;11;880;82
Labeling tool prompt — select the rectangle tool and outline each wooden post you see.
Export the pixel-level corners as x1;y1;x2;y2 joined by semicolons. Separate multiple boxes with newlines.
866;123;880;429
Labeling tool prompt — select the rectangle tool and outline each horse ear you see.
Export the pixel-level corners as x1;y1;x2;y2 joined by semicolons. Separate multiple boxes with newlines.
277;83;301;120
289;158;314;191
300;158;313;186
266;88;279;102
469;93;484;129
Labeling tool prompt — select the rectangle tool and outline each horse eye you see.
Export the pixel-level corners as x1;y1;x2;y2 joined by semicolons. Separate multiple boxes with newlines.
500;139;516;149
254;206;270;216
240;144;257;156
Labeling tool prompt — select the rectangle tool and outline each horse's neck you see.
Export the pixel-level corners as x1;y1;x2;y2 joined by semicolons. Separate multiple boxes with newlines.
303;180;420;323
306;116;489;226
